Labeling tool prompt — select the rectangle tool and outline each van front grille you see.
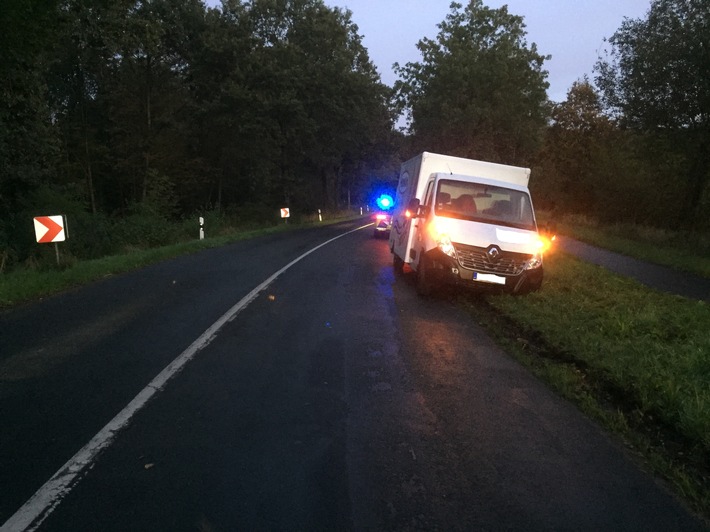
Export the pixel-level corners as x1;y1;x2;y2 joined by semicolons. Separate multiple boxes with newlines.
455;244;531;276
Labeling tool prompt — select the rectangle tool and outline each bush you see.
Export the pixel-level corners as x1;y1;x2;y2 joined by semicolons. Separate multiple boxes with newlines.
65;211;116;259
223;202;281;229
111;211;175;251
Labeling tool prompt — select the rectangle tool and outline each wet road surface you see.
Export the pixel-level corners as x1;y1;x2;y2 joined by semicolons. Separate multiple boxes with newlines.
1;223;706;530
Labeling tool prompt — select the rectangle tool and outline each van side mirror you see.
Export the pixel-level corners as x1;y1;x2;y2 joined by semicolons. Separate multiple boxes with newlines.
405;198;421;218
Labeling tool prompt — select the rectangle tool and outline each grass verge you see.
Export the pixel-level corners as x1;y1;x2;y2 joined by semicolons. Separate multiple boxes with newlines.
460;251;710;523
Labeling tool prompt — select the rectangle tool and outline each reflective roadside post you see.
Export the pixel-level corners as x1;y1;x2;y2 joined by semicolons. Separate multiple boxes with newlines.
199;217;204;240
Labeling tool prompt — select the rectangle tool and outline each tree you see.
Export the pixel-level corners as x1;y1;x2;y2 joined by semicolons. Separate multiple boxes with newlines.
47;0;211;216
284;1;393;208
204;0;394;211
595;0;710;228
103;0;207;213
49;0;119;215
535;80;628;217
1;0;398;271
535;79;690;226
0;0;60;212
0;0;61;267
394;0;549;165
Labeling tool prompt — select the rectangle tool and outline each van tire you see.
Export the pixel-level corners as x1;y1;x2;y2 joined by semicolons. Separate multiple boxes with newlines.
416;256;434;296
513;273;543;294
521;277;543;294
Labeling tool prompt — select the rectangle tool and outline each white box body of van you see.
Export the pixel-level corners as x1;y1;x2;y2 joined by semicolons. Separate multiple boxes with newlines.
389;152;544;294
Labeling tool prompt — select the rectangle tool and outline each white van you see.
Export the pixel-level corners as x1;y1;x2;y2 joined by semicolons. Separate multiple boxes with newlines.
389;152;545;295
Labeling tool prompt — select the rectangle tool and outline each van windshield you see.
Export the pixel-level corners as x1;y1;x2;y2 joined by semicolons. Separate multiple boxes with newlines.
434;179;536;231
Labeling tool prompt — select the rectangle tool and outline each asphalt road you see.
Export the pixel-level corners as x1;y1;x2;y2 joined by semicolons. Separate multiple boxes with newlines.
1;221;706;530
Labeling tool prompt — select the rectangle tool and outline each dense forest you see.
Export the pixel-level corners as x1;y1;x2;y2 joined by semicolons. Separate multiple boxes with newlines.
1;0;708;272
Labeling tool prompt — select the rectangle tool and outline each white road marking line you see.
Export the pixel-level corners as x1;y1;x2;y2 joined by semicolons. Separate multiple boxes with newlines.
2;224;369;532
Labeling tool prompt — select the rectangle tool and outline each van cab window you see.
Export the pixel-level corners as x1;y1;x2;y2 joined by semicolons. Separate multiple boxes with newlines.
423;180;435;208
417;180;434;217
435;179;535;231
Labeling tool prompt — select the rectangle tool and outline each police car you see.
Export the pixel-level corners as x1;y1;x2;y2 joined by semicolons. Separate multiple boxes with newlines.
372;194;393;238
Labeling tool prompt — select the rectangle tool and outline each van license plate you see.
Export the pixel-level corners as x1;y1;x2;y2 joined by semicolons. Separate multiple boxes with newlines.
473;272;506;285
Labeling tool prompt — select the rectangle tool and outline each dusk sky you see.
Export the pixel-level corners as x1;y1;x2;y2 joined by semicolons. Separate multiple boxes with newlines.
204;0;653;104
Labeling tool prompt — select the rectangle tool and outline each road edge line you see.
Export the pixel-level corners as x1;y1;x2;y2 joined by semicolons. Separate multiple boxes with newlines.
1;224;370;531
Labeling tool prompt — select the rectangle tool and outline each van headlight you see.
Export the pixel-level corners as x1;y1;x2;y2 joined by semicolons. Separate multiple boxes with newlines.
525;251;543;270
438;235;456;258
428;219;457;258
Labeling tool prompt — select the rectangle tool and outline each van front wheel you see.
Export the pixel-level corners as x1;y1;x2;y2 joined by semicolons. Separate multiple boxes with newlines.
416;256;434;296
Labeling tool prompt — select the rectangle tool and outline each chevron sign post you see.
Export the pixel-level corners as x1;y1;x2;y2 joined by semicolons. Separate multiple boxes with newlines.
34;215;67;266
34;216;66;243
280;208;290;224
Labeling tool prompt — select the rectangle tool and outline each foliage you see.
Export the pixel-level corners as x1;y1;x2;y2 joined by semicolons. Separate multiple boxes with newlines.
533;0;710;231
534;80;675;224
534;80;613;214
595;0;710;229
4;0;708;271
0;0;60;212
1;0;62;272
1;0;396;273
191;0;395;212
394;0;550;165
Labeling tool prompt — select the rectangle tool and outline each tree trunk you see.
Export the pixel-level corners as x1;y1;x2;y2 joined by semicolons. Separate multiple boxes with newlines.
142;53;153;202
84;135;96;215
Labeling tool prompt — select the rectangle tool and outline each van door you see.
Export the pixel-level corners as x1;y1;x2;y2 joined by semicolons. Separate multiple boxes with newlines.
412;179;435;269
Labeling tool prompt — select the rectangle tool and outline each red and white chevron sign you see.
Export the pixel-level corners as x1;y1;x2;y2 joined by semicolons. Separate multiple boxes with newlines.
33;215;66;243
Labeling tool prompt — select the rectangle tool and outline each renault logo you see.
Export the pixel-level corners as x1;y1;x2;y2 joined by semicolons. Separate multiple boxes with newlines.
487;246;501;261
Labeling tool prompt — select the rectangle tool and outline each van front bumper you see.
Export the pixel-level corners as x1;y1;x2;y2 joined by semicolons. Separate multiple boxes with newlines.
422;248;543;294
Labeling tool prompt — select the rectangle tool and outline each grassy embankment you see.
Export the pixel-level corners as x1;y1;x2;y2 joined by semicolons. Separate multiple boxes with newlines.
462;215;710;522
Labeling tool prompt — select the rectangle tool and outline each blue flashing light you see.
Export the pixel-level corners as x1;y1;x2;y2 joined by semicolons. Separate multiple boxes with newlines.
376;194;394;211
